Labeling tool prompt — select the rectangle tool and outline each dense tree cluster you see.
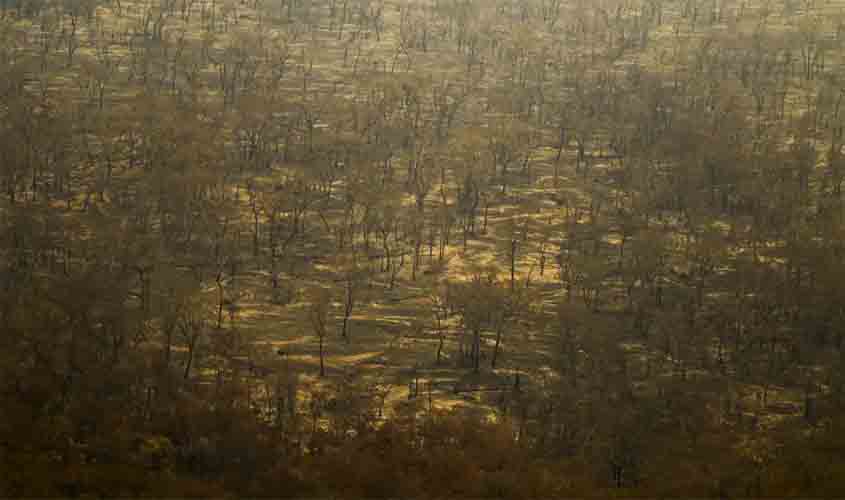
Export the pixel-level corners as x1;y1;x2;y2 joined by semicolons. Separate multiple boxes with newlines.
3;0;845;495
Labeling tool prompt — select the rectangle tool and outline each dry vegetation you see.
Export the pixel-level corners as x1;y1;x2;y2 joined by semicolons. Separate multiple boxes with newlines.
3;0;845;495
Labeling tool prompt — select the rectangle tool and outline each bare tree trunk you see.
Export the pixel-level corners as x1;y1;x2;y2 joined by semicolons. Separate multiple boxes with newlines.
319;334;325;377
491;324;503;369
473;328;481;373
